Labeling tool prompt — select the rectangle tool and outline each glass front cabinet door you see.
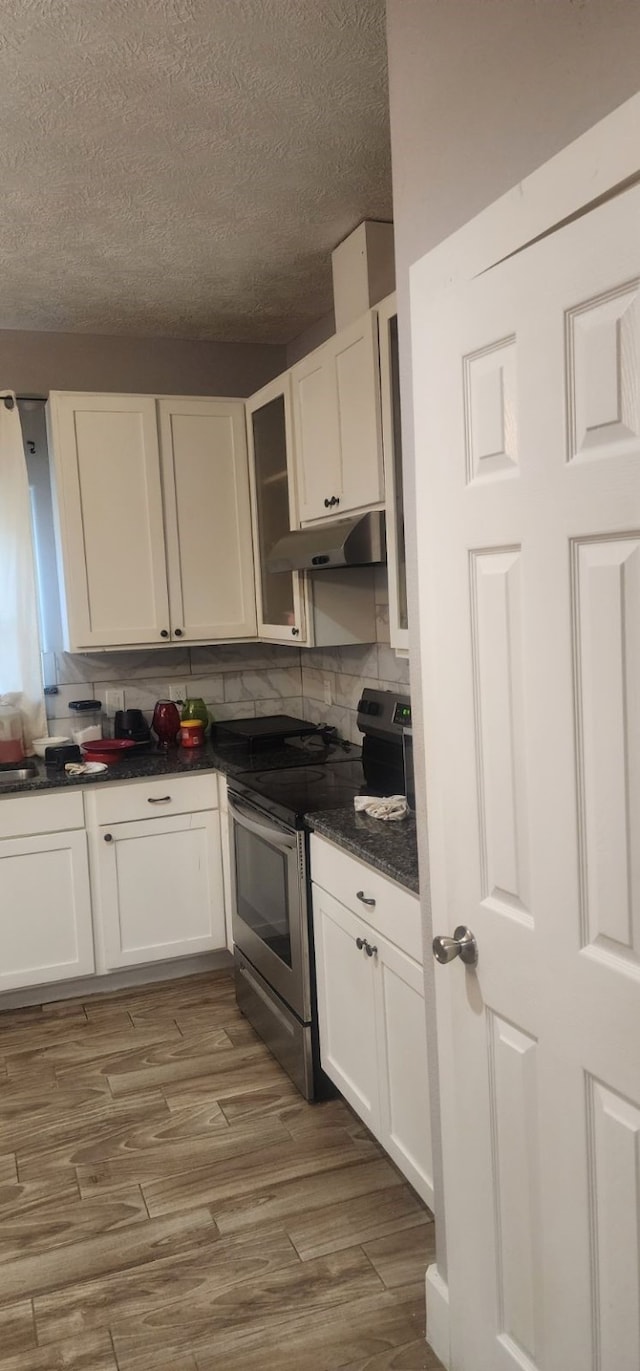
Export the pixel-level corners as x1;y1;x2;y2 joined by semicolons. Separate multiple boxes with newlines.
378;293;409;652
246;374;306;643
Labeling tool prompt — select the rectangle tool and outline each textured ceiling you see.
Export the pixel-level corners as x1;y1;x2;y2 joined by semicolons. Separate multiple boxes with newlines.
0;0;391;343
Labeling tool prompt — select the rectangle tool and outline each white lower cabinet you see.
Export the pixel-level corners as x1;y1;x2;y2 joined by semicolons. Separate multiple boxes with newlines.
0;775;227;999
0;826;94;991
95;810;225;970
312;839;432;1207
374;933;432;1203
312;887;380;1133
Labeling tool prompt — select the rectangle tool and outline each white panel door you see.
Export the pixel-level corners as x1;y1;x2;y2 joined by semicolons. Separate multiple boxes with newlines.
291;344;341;523
312;884;381;1133
0;829;94;990
414;185;640;1370
158;398;257;641
97;811;225;969
374;933;433;1207
331;310;384;515
47;393;170;649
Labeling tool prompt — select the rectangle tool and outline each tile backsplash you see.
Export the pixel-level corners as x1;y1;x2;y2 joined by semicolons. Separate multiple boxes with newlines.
299;568;410;743
45;643;304;733
44;570;409;746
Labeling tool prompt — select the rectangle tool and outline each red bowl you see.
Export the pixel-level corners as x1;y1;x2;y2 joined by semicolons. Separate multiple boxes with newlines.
81;739;136;764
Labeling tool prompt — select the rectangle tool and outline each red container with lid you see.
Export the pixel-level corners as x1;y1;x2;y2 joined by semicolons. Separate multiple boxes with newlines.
0;700;25;764
179;720;204;749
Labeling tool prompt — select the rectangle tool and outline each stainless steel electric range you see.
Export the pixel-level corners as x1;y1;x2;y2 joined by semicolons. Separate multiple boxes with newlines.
225;688;411;1099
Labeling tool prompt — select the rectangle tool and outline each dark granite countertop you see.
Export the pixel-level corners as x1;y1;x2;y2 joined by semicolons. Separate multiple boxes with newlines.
305;807;420;895
0;733;360;798
0;738;252;797
1;738;419;896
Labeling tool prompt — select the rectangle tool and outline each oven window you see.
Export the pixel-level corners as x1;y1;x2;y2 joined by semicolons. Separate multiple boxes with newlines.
233;824;292;966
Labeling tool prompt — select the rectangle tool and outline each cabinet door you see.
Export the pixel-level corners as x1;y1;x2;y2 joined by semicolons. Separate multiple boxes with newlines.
374;934;433;1206
292;314;384;525
246;375;307;643
312;884;380;1133
331;310;384;515
97;811;225;970
158;398;257;641
291;344;341;523
0;829;94;991
47;393;170;650
378;295;409;651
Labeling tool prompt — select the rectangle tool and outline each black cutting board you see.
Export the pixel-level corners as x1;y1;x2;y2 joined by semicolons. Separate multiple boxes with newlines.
217;715;318;749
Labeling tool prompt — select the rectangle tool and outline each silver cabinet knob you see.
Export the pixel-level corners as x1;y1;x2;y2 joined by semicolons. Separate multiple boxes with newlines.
433;926;478;966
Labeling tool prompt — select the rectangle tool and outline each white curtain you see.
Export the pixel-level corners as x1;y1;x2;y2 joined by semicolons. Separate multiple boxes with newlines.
0;391;46;752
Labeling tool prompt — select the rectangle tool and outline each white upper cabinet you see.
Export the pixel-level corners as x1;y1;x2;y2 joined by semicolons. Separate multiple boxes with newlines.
245;374;306;644
47;392;257;651
377;294;409;651
291;310;384;524
48;393;170;649
158;398;257;642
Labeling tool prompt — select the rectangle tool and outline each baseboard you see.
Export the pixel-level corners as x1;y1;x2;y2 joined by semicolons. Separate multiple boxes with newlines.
0;949;233;1011
426;1264;450;1369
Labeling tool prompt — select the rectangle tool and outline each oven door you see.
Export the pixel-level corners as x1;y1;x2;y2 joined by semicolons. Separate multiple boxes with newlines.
227;791;310;1022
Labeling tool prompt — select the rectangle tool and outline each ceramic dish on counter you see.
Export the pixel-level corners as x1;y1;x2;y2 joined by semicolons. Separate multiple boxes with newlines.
32;735;71;757
81;738;136;765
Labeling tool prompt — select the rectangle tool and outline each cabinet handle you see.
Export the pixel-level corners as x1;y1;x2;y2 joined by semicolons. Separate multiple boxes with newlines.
104;833;113;842
333;496;340;507
324;497;331;508
355;935;378;958
291;627;299;637
148;796;172;804
174;628;184;637
356;890;376;907
160;630;169;639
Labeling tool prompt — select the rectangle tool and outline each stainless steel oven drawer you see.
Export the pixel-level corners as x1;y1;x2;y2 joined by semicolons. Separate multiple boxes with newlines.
234;948;314;1100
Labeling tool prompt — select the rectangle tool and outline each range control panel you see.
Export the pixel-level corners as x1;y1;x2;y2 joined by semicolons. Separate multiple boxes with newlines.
357;687;411;741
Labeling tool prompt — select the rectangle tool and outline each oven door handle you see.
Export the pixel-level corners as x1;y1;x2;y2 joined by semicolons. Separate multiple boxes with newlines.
227;796;297;851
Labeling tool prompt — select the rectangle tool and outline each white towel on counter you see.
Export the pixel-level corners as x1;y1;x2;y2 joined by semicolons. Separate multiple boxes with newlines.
354;795;409;821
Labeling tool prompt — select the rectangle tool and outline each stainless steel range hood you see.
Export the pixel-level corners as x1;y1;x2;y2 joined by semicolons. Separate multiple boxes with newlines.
267;511;386;573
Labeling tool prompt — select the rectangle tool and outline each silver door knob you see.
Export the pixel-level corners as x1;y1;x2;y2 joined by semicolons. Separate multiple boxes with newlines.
433;926;478;966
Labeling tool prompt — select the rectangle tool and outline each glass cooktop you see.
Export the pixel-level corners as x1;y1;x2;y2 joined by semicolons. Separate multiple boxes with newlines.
217;733;359;776
231;757;404;828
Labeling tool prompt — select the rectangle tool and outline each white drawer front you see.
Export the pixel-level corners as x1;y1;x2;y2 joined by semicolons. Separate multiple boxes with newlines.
92;772;218;826
310;833;422;963
0;789;85;839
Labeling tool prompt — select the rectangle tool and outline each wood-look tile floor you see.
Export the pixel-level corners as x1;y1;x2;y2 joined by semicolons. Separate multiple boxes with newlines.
0;970;443;1370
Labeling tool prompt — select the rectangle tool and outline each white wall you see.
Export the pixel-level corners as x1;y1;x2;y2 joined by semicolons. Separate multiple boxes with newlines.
385;0;640;1283
387;0;640;281
1;329;285;398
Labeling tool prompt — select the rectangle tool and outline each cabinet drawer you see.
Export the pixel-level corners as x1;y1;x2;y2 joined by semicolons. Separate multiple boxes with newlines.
92;773;218;826
0;790;84;839
310;833;422;962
